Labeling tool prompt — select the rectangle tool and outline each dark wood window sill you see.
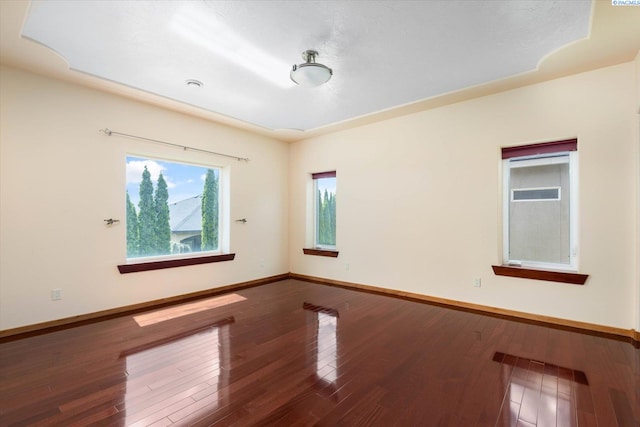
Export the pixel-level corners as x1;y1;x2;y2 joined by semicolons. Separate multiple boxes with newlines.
118;253;235;274
492;265;588;285
303;248;339;258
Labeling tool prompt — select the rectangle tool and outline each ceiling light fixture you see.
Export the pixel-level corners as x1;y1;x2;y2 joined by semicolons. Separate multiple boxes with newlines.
185;79;203;88
290;50;332;88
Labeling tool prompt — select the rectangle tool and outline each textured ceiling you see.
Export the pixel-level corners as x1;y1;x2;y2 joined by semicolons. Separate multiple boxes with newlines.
20;0;591;132
2;1;640;141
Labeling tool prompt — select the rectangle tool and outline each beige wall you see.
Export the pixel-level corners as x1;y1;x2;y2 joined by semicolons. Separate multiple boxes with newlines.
0;66;289;330
2;60;638;332
635;50;640;332
290;62;639;330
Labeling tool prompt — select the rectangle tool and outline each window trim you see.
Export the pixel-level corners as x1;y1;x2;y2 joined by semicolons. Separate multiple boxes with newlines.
502;139;577;159
500;139;581;275
303;248;339;258
492;265;588;285
511;187;561;202
312;171;336;250
118;253;235;274
311;171;337;180
124;154;231;270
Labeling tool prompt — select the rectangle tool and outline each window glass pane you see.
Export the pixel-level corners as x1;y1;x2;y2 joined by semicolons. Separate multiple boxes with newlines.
315;176;336;247
508;160;570;264
512;188;560;201
126;156;220;259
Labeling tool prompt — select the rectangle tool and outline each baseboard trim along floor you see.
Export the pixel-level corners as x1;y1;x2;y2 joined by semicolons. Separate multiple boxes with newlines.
1;272;637;346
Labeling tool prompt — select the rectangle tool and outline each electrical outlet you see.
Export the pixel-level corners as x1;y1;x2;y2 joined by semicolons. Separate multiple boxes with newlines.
51;288;62;300
473;278;482;288
345;263;350;271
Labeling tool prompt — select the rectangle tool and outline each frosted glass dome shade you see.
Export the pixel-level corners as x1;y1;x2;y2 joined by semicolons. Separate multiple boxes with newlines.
290;50;332;87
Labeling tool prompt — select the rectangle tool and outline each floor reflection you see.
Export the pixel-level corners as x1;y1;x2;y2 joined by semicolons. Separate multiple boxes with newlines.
493;351;590;426
304;302;339;387
122;317;233;426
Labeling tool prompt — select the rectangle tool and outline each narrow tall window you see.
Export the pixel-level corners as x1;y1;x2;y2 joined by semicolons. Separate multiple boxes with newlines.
126;156;222;259
502;140;578;271
312;171;336;249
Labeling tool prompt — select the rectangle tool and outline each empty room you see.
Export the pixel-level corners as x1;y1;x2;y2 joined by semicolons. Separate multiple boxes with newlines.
1;1;639;426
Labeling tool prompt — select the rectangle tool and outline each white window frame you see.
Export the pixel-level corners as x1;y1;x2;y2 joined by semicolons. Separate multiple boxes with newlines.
306;170;338;251
313;175;337;250
125;154;230;264
502;151;578;271
511;186;561;202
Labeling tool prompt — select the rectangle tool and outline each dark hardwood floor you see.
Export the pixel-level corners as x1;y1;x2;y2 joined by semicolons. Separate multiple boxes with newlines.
1;279;638;426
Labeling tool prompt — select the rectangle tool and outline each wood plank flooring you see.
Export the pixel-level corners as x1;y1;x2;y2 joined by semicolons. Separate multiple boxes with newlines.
0;279;638;426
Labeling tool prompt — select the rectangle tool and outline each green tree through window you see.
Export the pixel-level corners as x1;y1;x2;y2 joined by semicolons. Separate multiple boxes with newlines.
313;172;336;248
126;191;139;256
125;156;221;259
154;173;171;254
137;166;157;256
201;169;219;251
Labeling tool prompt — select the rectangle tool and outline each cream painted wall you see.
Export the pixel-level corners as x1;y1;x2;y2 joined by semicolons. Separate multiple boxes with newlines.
0;66;289;331
635;50;640;332
2;61;638;332
290;62;638;330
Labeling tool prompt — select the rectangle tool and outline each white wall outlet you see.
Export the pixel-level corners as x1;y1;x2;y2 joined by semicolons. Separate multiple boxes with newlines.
345;263;350;271
51;288;62;300
473;278;482;288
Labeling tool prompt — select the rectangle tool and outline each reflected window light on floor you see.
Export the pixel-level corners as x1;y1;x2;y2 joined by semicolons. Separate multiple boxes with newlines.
304;302;339;385
493;351;589;426
316;312;338;383
123;321;232;426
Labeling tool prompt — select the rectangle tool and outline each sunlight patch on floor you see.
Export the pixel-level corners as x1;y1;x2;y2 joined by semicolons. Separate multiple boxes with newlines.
134;293;246;326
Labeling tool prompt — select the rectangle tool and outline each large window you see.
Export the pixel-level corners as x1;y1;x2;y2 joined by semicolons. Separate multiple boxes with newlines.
125;156;222;260
502;140;578;271
313;171;336;249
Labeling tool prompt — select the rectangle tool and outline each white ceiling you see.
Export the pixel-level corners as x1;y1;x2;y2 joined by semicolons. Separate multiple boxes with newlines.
2;1;640;141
